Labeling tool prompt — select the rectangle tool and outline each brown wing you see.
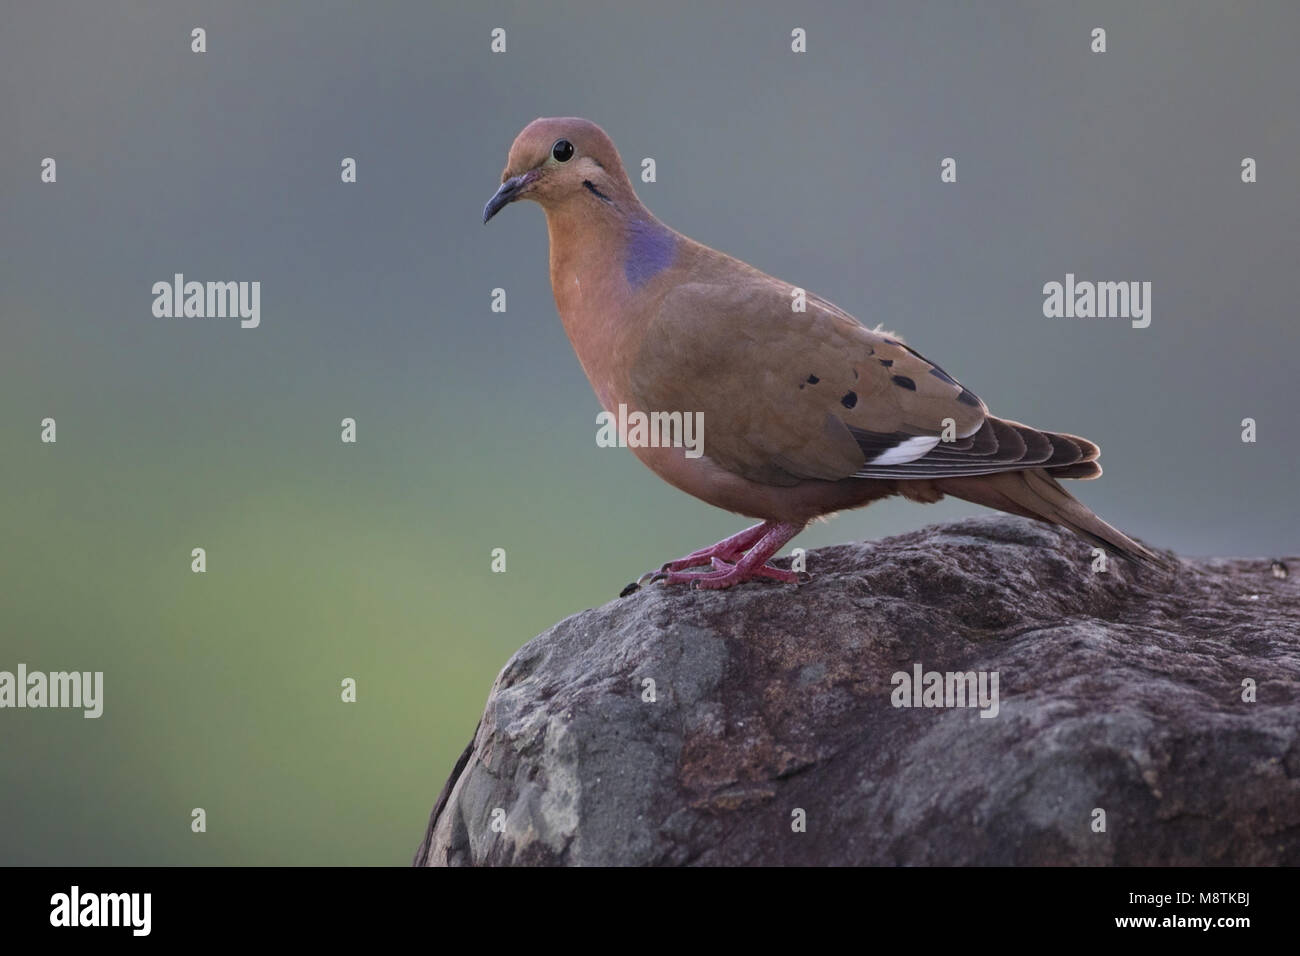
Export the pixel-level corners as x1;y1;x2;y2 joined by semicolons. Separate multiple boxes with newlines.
628;269;990;486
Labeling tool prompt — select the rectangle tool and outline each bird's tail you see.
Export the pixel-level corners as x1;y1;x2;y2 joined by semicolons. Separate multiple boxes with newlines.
936;467;1172;570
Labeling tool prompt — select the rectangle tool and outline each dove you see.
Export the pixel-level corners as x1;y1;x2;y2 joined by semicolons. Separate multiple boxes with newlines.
483;117;1167;589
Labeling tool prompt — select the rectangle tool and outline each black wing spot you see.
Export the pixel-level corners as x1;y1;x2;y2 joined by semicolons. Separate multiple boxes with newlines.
891;376;917;391
878;358;893;367
806;374;819;384
929;367;958;386
957;388;982;407
841;391;858;409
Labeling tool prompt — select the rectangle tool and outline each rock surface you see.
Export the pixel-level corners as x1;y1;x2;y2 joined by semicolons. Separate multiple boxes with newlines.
414;516;1299;866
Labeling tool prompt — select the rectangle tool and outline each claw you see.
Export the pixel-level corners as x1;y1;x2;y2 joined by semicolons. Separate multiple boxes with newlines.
621;569;669;597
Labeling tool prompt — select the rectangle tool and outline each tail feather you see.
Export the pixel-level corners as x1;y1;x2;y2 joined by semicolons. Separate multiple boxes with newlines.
936;468;1172;570
1047;460;1101;480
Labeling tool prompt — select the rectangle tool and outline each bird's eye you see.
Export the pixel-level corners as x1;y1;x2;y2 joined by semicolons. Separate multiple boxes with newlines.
551;139;575;163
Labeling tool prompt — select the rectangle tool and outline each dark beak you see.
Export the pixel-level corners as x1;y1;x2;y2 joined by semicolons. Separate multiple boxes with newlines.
482;172;536;224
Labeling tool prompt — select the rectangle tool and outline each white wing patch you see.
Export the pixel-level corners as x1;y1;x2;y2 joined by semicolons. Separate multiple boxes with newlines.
871;435;940;465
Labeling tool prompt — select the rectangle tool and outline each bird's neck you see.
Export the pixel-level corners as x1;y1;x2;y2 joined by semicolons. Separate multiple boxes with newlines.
543;199;680;411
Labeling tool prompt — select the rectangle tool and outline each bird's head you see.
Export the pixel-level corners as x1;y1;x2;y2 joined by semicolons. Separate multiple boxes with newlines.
483;117;632;223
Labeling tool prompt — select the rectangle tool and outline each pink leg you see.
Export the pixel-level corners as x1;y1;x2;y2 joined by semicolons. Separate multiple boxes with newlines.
637;520;808;590
659;521;769;572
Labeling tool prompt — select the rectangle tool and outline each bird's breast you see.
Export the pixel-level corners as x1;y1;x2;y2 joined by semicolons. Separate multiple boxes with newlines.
550;263;649;412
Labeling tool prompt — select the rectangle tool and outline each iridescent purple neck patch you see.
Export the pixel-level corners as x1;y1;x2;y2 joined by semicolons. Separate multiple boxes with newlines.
624;218;677;287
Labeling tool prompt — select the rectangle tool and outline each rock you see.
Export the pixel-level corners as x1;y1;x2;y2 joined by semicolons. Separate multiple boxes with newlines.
413;516;1300;866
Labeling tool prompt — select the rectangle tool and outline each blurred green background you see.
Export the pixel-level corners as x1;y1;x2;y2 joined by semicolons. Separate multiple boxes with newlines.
2;1;1297;864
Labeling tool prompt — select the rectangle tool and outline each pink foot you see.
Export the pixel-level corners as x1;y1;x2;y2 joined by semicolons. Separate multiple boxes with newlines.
663;556;801;589
659;522;768;572
632;521;808;591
